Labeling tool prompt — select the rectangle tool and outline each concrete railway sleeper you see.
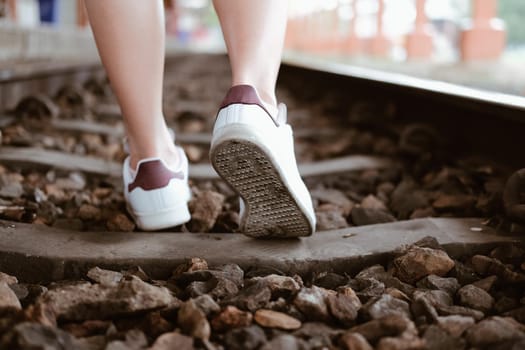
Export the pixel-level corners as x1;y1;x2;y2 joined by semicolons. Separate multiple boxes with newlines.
0;54;523;349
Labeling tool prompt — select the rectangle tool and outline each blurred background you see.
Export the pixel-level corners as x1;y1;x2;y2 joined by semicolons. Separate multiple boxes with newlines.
1;0;524;96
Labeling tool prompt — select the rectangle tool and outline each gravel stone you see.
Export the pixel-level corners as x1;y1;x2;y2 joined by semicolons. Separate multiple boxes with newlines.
490;245;525;265
413;290;453;309
423;325;466;350
293;322;338;348
176;263;244;288
0;281;22;311
254;309;302;330
77;204;102;221
354;278;386;302
350;207;396;226
471;255;525;283
327;292;360;326
361;294;411;321
495;296;519;313
86;267;123;286
185;280;214;298
450;261;480;285
223;325;267;350
106;213;135;232
209;277;239;301
139;311;174;339
224;279;271;312
0;182;23;199
339;332;374;350
61;320;111;338
491;338;525;350
316;210;349;230
193;294;220;316
393;246;455;284
172;258;209;277
24;302;57;328
122;266;151;282
457;284;494;313
188;190;225;231
75;335;106;350
433;194;476;212
178;299;210;340
411;289;453;322
105;329;148;350
385;288;410;303
0;272;18;285
361;194;388;211
9;284;29;301
504;306;525;323
214;264;244;287
293;286;332;322
436;304;485;321
472;275;498;291
1;322;80;350
38;276;173;321
349;315;414;343
260;334;301;350
251;274;302;298
390;180;430;218
410;207;436;219
465;316;525;347
376;336;426;350
211;305;253;332
311;188;354;216
356;265;415;297
436;315;475;337
416;274;460;295
149;332;194;350
315;272;348;290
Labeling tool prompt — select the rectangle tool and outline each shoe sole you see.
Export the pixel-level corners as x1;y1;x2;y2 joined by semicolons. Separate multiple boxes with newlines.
211;138;312;238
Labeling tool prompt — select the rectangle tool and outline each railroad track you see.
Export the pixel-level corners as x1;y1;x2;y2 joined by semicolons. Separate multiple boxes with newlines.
0;53;524;349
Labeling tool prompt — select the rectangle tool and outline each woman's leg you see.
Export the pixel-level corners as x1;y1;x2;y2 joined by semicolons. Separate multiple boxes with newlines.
84;0;178;169
210;1;316;238
212;0;288;117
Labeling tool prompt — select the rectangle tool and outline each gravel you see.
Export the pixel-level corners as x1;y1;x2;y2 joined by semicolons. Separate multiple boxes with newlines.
0;55;517;234
0;240;523;349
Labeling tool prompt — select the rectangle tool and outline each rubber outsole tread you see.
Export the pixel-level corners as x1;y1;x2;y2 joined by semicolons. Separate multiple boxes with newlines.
211;139;311;238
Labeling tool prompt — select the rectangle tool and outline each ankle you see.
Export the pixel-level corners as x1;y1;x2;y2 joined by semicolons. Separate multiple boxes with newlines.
129;146;180;171
127;130;180;171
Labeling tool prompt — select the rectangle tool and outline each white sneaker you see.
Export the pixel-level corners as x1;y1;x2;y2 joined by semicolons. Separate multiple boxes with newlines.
123;146;191;231
210;85;316;238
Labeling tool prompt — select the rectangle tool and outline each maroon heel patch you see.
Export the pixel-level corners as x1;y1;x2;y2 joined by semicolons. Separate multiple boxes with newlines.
128;160;183;192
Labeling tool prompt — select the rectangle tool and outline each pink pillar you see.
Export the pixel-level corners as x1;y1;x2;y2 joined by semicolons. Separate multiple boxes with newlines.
165;0;178;35
460;0;506;61
323;8;344;53
298;16;308;51
345;0;362;54
406;0;433;59
369;0;389;56
7;0;16;21
76;0;89;28
308;11;324;52
284;18;294;49
328;8;342;53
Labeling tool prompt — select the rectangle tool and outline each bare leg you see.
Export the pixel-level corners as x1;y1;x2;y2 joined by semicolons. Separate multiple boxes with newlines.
212;0;288;117
84;0;177;169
